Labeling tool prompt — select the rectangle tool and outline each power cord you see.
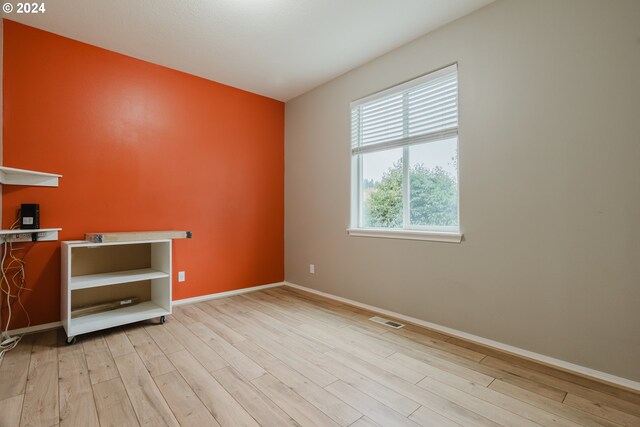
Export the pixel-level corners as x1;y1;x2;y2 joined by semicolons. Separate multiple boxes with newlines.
0;218;33;365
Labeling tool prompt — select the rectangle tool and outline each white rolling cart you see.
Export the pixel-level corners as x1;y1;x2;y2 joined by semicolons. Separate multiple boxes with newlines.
61;239;172;344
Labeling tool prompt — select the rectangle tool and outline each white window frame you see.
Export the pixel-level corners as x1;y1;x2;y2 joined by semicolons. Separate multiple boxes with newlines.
348;64;462;243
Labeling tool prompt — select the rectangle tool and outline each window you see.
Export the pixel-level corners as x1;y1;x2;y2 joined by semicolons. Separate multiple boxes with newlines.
349;64;461;243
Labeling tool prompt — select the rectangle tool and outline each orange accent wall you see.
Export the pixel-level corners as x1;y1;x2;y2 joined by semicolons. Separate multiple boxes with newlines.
1;20;284;330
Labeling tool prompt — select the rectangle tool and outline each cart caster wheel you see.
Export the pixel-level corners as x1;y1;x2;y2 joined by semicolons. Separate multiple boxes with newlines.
65;336;76;345
160;316;166;325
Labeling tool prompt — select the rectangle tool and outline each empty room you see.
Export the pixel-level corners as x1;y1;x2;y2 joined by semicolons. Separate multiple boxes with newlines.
0;0;638;426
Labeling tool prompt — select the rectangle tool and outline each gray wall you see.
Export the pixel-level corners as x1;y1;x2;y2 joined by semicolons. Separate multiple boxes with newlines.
284;0;640;381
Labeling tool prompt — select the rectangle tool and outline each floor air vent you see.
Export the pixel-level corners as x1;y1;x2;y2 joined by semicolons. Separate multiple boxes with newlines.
369;316;405;329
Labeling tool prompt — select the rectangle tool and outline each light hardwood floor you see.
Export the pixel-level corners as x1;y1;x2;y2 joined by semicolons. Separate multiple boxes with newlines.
0;286;638;427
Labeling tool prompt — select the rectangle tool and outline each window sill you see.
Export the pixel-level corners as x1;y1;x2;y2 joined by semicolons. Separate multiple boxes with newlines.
347;228;463;243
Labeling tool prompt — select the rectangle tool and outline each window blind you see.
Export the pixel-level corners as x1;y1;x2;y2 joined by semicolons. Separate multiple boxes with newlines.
351;64;458;155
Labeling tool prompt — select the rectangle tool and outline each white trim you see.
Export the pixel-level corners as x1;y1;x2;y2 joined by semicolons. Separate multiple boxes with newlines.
3;283;285;337
172;282;285;306
347;228;462;243
7;321;62;336
351;128;458;155
9;279;638;392
402;147;410;228
284;281;640;393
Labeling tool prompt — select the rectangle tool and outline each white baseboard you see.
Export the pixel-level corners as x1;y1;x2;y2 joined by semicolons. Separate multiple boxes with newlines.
6;321;62;336
3;282;285;337
284;281;640;393
173;281;285;306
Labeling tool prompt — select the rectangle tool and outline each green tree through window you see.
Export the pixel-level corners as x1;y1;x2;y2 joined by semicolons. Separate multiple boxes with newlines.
364;159;457;228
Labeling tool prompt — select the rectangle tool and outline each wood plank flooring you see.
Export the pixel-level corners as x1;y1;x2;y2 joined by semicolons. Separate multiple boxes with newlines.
0;286;638;426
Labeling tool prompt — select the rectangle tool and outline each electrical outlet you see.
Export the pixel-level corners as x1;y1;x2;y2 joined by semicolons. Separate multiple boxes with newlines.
309;264;315;274
178;271;186;282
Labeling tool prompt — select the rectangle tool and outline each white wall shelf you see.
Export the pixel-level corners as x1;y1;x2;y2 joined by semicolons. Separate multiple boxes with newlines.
0;228;62;242
0;167;62;243
0;166;62;187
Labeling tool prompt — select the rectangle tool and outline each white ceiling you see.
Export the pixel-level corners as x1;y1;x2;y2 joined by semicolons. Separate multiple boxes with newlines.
6;0;493;101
